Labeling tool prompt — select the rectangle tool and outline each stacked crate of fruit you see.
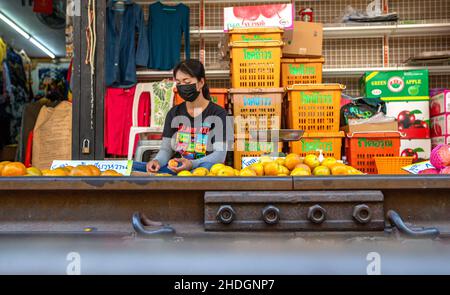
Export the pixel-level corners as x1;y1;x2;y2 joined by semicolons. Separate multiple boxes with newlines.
228;28;285;169
286;84;346;159
357;70;431;167
430;89;450;149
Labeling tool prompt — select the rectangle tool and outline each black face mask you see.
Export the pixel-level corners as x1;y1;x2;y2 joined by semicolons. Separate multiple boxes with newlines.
176;83;200;102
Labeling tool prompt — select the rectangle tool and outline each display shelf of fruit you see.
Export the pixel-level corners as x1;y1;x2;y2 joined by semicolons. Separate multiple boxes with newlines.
169;154;364;177
0;162;123;177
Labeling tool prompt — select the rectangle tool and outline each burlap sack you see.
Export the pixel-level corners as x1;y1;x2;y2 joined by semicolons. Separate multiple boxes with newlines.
32;101;72;170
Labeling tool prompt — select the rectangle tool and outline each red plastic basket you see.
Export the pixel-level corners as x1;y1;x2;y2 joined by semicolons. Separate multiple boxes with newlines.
346;132;401;174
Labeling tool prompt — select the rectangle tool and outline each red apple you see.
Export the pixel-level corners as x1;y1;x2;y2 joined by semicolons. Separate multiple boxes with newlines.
233;6;261;21
398;111;412;128
259;4;287;18
431;102;441;116
401;148;419;162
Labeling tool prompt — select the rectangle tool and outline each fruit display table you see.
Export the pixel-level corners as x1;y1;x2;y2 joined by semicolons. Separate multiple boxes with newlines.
0;176;449;237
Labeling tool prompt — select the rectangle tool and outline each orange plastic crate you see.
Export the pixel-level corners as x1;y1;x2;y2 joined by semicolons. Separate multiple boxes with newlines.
174;88;228;108
281;57;324;86
286;84;345;133
230;88;284;139
346;132;401;174
374;157;414;175
230;40;283;88
290;132;344;159
229;27;284;43
234;140;283;170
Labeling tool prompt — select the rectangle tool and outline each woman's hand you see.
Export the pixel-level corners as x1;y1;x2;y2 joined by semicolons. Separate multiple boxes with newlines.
146;159;160;173
169;158;193;173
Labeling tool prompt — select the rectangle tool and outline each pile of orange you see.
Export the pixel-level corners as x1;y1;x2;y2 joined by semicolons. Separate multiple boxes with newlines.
0;162;123;177
173;154;363;177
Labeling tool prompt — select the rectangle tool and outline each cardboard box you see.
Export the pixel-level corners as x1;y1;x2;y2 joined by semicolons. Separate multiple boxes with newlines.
431;114;450;137
223;4;294;31
341;121;398;134
430;90;450;116
400;138;431;162
386;101;430;139
282;21;323;57
360;70;429;101
431;136;450;149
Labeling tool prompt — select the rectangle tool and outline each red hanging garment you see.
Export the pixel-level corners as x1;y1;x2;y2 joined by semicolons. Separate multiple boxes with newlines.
33;0;54;14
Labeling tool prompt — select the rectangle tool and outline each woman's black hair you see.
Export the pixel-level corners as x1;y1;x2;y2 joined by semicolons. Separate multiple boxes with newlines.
173;59;211;100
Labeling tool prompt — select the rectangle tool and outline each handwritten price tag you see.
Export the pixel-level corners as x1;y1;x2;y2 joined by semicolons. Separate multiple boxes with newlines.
51;160;133;176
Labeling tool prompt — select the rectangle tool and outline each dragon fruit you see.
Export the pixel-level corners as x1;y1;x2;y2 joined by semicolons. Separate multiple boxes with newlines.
430;144;450;169
419;168;440;174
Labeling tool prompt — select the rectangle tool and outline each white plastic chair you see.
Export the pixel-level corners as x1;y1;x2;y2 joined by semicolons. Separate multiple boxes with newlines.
127;82;175;160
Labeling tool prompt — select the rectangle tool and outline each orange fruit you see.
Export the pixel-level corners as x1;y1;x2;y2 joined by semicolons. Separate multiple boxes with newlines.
313;165;331;176
168;159;179;168
192;167;209;176
294;163;312;174
321;157;338;169
290;168;311;176
42;168;68;177
275;158;286;167
101;170;123;176
285;153;302;170
249;163;264;176
216;166;235;177
0;162;11;176
210;163;225;175
177;170;192;176
264;162;280;176
70;166;94;176
26;167;42;176
240;168;257;176
304;155;320;170
1;162;27;176
64;166;74;173
331;165;349;175
278;165;290;175
87;165;101;176
347;166;364;175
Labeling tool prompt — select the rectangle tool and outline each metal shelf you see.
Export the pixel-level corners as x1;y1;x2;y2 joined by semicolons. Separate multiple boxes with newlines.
191;23;450;40
137;65;450;80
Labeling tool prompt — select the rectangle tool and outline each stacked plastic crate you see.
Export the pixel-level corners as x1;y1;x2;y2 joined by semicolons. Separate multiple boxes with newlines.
228;28;285;169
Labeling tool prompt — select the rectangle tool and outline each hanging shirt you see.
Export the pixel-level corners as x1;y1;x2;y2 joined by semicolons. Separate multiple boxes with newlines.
106;1;149;88
147;1;190;70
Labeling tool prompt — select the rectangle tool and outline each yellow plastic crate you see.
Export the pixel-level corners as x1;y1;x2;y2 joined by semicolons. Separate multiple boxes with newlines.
289;132;345;159
230;88;284;139
230;40;283;88
281;57;324;86
229;27;284;43
286;84;345;133
375;156;414;175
